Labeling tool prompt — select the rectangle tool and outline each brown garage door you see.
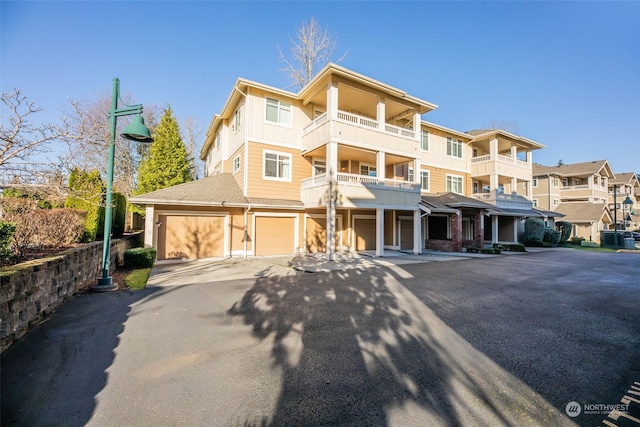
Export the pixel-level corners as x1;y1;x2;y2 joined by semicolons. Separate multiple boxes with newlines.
305;217;342;253
354;218;376;251
255;216;295;256
158;215;224;260
400;218;414;250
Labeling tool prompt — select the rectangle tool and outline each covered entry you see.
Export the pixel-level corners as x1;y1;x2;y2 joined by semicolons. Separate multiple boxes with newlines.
157;214;225;260
255;216;296;256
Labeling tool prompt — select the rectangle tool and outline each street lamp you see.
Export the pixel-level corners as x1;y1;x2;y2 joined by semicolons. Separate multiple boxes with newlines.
622;195;634;231
92;78;153;292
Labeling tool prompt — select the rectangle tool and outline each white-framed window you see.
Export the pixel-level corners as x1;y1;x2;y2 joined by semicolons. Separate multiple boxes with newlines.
215;131;221;150
532;177;538;187
313;158;326;175
408;167;414;183
233;156;240;172
265;97;291;126
421;130;429;151
553;177;559;187
360;163;377;177
446;137;463;158
420;170;430;191
263;150;291;181
234;107;242;132
575;179;581;186
446;174;463;194
532;199;539;207
553;198;559;206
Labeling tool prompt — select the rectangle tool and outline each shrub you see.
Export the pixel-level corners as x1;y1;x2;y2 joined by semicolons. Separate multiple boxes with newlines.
570;237;585;245
112;192;126;238
497;243;527;252
2;198;39;257
65;168;105;242
0;221;16;261
124;247;157;268
37;209;86;247
543;228;561;247
523;218;545;245
556;221;572;243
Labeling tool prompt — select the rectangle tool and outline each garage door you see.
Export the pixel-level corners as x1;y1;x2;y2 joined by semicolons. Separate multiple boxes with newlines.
354;218;376;251
158;215;224;260
400;218;414;251
255;216;295;256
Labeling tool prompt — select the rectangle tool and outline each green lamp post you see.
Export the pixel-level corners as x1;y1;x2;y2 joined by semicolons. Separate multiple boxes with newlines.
622;195;634;231
93;78;153;292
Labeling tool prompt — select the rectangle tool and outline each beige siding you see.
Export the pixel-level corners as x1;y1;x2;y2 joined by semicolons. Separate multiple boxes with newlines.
354;218;376;251
246;141;307;200
423;167;471;195
224;146;245;190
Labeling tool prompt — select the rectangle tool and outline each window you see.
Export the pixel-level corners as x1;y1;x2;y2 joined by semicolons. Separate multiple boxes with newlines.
215;131;221;150
234;107;242;132
562;178;568;187
553;198;559;206
532;199;538;207
532;177;538;187
446;175;463;194
265;98;291;125
446;137;463;158
594;176;600;186
575;179;581;186
427;216;450;240
420;170;430;191
553;177;559;187
313;159;326;175
360;164;377;177
472;148;479;158
233;156;240;172
408;167;414;183
263;151;291;180
421;130;429;151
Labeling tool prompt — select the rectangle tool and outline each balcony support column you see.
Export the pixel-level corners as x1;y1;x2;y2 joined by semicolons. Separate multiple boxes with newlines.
325;141;338;261
414;112;421;143
377;151;385;181
490;137;498;160
511;177;517;194
327;81;338;120
490;174;499;193
510;145;517;159
492;215;499;244
376;208;384;257
413;209;421;254
414;158;421;185
377;97;385;130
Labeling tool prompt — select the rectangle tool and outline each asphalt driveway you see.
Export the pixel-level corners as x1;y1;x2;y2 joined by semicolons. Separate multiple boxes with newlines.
2;249;639;426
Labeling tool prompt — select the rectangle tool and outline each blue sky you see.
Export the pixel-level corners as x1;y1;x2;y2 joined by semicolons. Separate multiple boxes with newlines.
2;1;639;173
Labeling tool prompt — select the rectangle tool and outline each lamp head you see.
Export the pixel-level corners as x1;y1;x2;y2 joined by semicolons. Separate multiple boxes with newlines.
121;115;154;142
623;196;634;206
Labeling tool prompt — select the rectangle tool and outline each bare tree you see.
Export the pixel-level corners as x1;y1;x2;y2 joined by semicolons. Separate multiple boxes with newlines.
277;17;347;90
485;119;520;134
182;116;203;179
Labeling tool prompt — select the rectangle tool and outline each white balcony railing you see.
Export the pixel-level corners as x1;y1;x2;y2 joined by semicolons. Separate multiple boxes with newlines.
302;110;416;141
301;172;419;191
472;154;529;167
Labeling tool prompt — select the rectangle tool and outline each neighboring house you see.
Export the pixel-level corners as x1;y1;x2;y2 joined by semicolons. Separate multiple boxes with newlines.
531;160;616;243
554;202;613;243
608;172;640;230
131;64;546;260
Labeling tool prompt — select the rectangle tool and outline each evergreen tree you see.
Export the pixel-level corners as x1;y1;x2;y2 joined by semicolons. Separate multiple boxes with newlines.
136;106;194;195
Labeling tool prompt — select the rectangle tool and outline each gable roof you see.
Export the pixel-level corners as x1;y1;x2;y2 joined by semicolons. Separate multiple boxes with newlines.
555;202;612;223
610;172;640;186
130;174;248;207
129;174;305;209
533;160;615;179
466;129;545;150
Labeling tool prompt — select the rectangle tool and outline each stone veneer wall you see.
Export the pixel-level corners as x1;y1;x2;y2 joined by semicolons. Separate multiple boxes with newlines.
0;233;143;353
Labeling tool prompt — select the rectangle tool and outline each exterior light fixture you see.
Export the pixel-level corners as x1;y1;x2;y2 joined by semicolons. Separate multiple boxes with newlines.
93;78;154;292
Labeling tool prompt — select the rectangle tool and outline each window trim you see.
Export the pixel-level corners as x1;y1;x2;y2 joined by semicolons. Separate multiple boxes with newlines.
262;149;292;182
233;155;241;172
446;174;464;194
265;97;292;127
420;130;429;151
420;169;430;192
446;137;463;159
359;163;377;177
313;158;326;176
233;106;242;133
532;177;538;188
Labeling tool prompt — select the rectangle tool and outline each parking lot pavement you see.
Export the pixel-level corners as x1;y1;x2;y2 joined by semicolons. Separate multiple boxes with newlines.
2;248;639;426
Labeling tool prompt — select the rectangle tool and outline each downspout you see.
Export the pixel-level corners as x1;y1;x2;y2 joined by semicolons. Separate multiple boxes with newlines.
244;204;252;258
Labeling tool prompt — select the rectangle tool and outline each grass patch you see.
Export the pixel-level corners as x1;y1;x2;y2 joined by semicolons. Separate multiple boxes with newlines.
567;244;616;252
124;268;151;290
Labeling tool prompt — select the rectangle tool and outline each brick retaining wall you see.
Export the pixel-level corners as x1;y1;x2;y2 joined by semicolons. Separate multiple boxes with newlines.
0;233;143;353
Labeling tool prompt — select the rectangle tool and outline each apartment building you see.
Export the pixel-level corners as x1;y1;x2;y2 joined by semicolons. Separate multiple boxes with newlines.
531;160;615;242
132;64;545;260
609;172;640;230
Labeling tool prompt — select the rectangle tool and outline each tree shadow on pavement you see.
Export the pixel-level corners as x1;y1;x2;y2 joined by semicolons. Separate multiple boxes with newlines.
228;264;567;426
1;287;162;427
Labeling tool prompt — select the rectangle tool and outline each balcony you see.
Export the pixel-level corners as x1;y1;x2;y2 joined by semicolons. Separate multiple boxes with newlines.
301;172;421;208
561;184;608;201
470;154;531;181
302;110;417;157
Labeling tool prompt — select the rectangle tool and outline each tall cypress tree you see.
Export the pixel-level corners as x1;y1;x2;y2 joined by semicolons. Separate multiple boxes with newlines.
135;106;194;194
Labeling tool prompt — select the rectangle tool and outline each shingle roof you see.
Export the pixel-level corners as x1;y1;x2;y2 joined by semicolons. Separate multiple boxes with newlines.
532;160;612;177
555;202;611;223
421;193;495;212
130;174;248;206
610;172;640;185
